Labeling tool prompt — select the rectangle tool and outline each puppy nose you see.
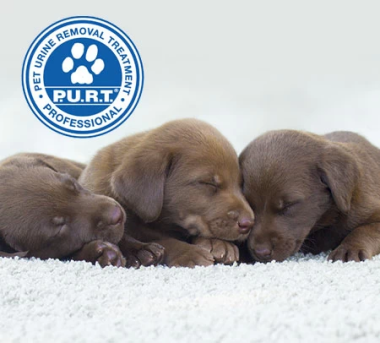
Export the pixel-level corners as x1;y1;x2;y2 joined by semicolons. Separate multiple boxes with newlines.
254;247;272;259
238;217;254;234
109;205;123;225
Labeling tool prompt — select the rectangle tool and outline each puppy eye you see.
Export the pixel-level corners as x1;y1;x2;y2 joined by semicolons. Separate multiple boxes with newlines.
52;216;66;226
278;202;299;216
199;181;219;192
73;181;84;192
67;183;76;192
65;179;82;192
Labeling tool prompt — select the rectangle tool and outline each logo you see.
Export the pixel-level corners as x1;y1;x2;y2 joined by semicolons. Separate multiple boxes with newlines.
22;16;144;138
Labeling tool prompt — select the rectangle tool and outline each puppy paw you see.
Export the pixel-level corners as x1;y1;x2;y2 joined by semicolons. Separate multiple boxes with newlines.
168;245;215;268
193;237;239;265
73;240;126;268
125;243;165;268
328;245;371;262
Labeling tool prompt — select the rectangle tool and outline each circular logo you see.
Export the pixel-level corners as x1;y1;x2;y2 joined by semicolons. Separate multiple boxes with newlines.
22;16;144;138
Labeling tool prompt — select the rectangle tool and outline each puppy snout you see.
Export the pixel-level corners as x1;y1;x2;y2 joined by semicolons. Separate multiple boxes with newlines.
254;247;272;260
100;202;126;228
238;216;254;234
109;205;123;225
227;210;254;234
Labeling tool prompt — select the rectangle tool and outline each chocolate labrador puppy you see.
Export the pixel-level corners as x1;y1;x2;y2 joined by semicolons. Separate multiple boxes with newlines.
80;119;254;267
240;130;380;263
0;153;126;267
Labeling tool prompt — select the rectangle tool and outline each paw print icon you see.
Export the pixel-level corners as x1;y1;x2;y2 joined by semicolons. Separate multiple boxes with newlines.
62;43;105;85
22;16;144;138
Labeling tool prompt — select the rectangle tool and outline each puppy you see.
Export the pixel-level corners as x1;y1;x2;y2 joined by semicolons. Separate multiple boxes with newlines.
79;119;254;267
240;130;380;263
0;153;126;267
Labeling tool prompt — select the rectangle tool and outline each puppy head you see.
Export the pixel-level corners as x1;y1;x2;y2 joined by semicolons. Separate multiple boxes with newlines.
239;130;359;262
1;166;125;259
112;119;254;241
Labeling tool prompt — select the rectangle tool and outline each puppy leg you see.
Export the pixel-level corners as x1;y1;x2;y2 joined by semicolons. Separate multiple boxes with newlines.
156;238;215;268
192;237;239;265
71;240;126;268
328;223;380;262
118;234;165;268
302;227;348;255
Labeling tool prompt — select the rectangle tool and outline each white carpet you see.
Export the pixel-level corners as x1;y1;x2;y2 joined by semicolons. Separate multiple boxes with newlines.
0;253;379;343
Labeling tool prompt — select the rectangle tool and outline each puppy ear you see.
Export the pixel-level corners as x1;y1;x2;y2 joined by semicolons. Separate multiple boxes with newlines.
318;144;359;213
111;149;173;223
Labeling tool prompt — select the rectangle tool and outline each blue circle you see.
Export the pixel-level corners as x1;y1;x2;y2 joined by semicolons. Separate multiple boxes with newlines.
21;16;144;138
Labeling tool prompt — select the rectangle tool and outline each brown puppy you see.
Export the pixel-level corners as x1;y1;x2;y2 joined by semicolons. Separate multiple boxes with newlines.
80;119;254;267
240;130;380;263
0;153;126;267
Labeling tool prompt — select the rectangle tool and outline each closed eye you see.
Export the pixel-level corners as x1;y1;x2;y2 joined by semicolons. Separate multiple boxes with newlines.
199;181;218;188
53;224;69;238
49;219;69;240
72;181;85;192
52;216;66;226
198;181;219;193
278;201;301;215
62;177;83;193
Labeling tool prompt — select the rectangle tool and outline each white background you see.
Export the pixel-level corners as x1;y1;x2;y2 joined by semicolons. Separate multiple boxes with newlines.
1;0;380;162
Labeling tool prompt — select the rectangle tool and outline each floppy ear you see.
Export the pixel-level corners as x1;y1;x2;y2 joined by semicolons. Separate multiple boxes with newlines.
317;144;359;213
111;148;173;223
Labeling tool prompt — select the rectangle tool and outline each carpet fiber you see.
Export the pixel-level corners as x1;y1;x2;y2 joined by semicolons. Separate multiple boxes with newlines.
0;253;379;343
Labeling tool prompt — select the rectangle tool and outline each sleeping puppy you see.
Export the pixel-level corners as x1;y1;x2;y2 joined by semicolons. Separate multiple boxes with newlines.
0;153;126;267
79;119;254;267
240;130;380;263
